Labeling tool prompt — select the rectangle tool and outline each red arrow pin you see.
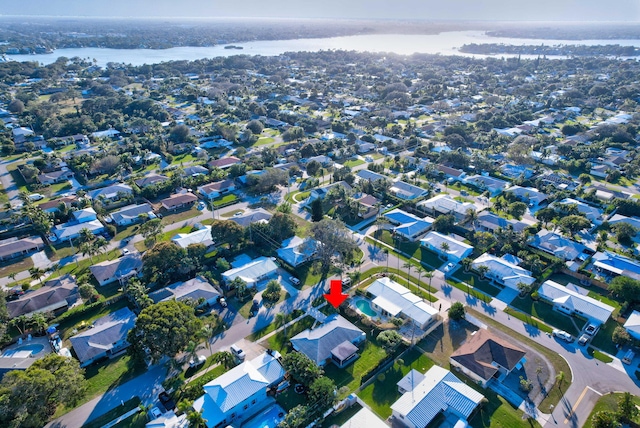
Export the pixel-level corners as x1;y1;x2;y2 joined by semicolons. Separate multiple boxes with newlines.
324;279;348;308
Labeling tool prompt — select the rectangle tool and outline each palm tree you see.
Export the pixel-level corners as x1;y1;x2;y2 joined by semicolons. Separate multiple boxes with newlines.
461;258;472;272
416;266;424;289
28;267;45;284
440;242;450;260
465;208;478;229
8;272;17;282
187;409;208;428
476;265;489;279
212;351;235;369
403;262;412;285
423;271;434;305
556;371;565;391
383;248;390;272
78;227;94;245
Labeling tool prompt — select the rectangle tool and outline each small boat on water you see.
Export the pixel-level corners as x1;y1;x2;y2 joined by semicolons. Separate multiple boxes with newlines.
224;45;244;50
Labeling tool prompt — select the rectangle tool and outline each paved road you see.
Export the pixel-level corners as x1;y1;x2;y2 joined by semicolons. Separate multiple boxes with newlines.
0;157;21;207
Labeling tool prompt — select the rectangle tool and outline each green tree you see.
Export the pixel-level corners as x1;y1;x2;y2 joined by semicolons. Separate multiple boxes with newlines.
558;215;591;235
507;201;528;220
78;284;98;302
535;207;557;227
187;409;208;428
617;392;638;424
0;354;86;428
449;302;465;321
280;404;311;428
311;198;324;222
142;241;188;285
308;376;337;413
612;326;632;347
476;265;489;279
306;160;321;177
310;218;357;273
282;351;323;386
473;231;497;253
128;300;203;364
262;279;282;304
611;222;638;246
212;351;236;369
267;212;297;242
139;218;163;243
608;276;640;304
432;214;455;233
377;330;403;350
28;267;45;284
209;220;244;250
591;411;621;428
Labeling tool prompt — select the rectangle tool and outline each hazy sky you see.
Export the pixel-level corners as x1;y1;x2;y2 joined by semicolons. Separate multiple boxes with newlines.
5;0;640;21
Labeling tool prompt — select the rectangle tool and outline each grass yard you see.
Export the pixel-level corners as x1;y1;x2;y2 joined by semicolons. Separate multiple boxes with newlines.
276;387;309;412
246;309;305;341
134;225;193;252
320;403;363;427
114;224;141;241
54;248;121;280
416;319;478;367
160;206;200;226
0;182;8;205
372;229;443;269
503;307;553;334
509;295;585;336
467;378;541;428
323;339;388;397
83;354;147;399
582;392;640;428
221;209;243;218
446;279;494;303
81;397;141;428
264;316;316;353
451;270;502;297
254;136;275;146
359;348;434;418
590;318;619;355
589;348;614;363
46;243;78;261
57;298;130;340
213;193;238;207
0;256;34;278
343;159;365;168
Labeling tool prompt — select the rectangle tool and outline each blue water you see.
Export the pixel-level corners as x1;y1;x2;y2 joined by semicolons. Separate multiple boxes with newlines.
2;343;45;357
356;300;377;317
242;404;286;428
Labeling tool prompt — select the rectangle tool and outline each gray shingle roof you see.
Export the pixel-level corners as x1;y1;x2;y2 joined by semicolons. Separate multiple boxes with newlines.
290;314;364;365
7;275;78;318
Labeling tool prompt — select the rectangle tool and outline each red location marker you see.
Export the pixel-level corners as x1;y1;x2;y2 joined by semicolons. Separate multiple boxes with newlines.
324;279;348;308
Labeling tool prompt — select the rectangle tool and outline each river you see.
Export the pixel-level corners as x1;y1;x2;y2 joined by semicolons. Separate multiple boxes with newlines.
7;31;640;66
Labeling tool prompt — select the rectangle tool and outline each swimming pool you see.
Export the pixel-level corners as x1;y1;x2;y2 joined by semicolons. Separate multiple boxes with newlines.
355;299;378;317
2;343;45;358
241;403;286;428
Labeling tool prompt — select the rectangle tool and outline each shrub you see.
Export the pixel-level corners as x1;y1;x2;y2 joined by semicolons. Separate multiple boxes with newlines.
449;302;465;321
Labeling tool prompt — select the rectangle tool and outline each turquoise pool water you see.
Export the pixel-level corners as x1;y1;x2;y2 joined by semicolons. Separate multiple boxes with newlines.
242;404;286;428
2;343;45;357
355;300;377;317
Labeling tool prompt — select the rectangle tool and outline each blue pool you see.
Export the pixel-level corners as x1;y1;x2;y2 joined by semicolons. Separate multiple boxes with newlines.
2;343;45;358
242;403;286;428
355;299;378;317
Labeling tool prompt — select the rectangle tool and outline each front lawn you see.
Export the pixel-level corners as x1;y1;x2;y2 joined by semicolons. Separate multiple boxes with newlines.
509;295;585;336
265;316;316;353
323;338;388;397
81;397;141;428
213;193;238;207
343;159;365;168
451;270;502;297
160;206;200;226
358;348;434;418
583;392;640;428
0;257;34;278
372;229;442;269
590;318;619;355
246;309;305;341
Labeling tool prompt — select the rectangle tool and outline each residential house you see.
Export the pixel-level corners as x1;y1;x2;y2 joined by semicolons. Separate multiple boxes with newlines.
471;253;535;290
389;181;429;200
73;207;98;223
450;329;526;387
89;253;143;286
134;174;169;188
87;183;133;202
208;156;241;170
355;194;380;220
171;225;213;249
38;195;77;213
306;155;333;167
193;351;285;428
0;236;44;262
506;186;548;206
339;407;388;428
592;251;640;281
390;366;484;428
307;181;352;205
590;164;609;179
276;236;318;267
464;175;510;196
290;314;365;367
146;412;188;428
161;192;198;211
149;276;221;307
109;203;155;226
437;165;466;181
53;219;105;242
198;180;236;200
69;307;136;367
529;230;590;262
91;129;121;139
182;165;209;177
7;275;78;319
37;169;74;186
623;311;640;341
356;169;388;184
230;208;273;227
420;232;473;263
554;198;604;225
538;280;614;326
384;209;434;241
608;214;640;236
476;211;531;233
222;256;278;289
500;164;534;180
417;194;476;220
366;277;439;329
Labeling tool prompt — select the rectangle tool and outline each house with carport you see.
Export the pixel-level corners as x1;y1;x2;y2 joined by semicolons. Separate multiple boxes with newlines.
471;253;535;290
420;232;473;263
624;311;640;341
537;280;614;326
222;256;278;289
89;253;143;286
7;275;78;319
149;276;220;307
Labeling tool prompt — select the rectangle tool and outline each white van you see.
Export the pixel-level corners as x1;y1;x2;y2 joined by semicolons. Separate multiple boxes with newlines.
622;350;635;365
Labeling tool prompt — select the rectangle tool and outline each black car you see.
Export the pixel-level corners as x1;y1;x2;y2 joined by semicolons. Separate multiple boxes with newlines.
159;391;176;410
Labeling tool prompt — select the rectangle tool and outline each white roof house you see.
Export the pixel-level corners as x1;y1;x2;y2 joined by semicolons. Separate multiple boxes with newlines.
339;407;388;428
53;219;105;242
193;351;285;428
420;232;473;263
554;198;604;225
149;276;221;307
389;181;429;200
471;253;535;290
146;411;188;428
530;230;588;261
507;186;548;206
608;214;640;233
366;277;438;329
592;251;640;281
276;236;318;267
624;311;640;341
109;203;155;226
222;256;278;288
87;183;133;201
391;366;484;428
171;226;213;249
384;209;434;241
464;175;510;196
417;194;476;218
538;280;614;325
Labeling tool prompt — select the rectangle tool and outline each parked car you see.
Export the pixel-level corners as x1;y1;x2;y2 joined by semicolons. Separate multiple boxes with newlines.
189;354;206;368
28;193;44;201
289;276;301;286
197;201;206;210
159;391;176;410
342;277;351;286
585;324;599;336
217;295;227;308
230;344;246;360
578;334;590;346
121;248;131;256
149;407;163;420
552;329;573;343
444;262;455;272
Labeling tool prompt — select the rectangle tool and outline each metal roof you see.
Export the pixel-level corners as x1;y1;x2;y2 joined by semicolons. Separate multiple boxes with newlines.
539;280;614;324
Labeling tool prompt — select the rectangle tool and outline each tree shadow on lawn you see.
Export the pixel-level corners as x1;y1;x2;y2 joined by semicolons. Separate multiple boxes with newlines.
365;364;403;409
